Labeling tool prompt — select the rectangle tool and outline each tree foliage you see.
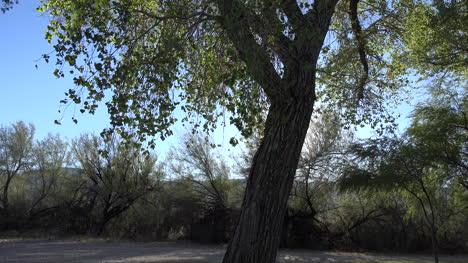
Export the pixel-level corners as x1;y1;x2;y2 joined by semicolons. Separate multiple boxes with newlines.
408;87;468;189
0;121;35;212
169;133;232;210
36;0;467;261
39;0;271;144
290;112;352;219
70;133;160;235
400;0;467;74
1;0;17;13
0;119;466;253
37;0;419;144
338;87;467;262
27;134;69;219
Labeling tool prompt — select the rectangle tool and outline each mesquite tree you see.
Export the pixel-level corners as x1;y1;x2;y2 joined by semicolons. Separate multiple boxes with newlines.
0;121;35;212
38;0;459;261
71;133;159;235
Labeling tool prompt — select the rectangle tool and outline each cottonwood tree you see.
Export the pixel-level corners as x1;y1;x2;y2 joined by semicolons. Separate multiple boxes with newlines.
0;121;35;212
38;0;457;261
400;0;467;75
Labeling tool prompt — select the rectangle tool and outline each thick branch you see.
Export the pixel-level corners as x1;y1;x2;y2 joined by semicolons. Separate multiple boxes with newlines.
278;0;304;32
216;0;284;102
297;0;339;61
243;8;293;64
305;0;340;36
349;0;369;102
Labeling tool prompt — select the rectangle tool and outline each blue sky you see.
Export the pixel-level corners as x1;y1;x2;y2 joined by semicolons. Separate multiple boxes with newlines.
0;1;417;158
0;2;235;160
0;1;110;139
0;1;237;157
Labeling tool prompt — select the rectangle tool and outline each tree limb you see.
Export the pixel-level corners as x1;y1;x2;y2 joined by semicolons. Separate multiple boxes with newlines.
349;0;369;102
278;0;304;32
215;0;285;102
243;7;293;64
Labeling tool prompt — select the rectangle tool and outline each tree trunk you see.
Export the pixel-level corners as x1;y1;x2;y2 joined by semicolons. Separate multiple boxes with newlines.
2;175;12;211
431;231;439;263
223;91;316;263
89;216;109;236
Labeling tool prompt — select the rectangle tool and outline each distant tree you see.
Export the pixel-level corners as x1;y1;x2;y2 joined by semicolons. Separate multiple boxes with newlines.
0;121;35;212
169;133;231;212
26;133;69;220
285;112;353;247
292;113;352;216
407;87;467;189
339;89;467;263
327;190;393;249
70;133;159;235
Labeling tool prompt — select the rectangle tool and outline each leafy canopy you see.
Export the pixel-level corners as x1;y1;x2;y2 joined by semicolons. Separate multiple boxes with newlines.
339;85;467;191
37;0;463;147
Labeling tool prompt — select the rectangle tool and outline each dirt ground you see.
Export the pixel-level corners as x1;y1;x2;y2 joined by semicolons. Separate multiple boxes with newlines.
0;238;467;263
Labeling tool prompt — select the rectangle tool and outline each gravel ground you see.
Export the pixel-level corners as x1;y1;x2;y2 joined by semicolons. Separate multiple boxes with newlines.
0;239;467;263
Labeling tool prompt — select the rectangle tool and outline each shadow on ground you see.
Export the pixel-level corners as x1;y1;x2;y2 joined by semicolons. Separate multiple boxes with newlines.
1;239;467;263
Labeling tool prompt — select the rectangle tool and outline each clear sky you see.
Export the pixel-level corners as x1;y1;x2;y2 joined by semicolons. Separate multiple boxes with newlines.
0;1;241;157
0;0;110;139
0;1;417;158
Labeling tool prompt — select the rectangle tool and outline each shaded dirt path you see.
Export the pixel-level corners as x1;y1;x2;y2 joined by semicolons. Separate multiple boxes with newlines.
0;239;467;262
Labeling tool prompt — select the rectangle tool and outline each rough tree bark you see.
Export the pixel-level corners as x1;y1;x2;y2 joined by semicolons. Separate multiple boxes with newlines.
223;90;316;262
218;0;339;261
